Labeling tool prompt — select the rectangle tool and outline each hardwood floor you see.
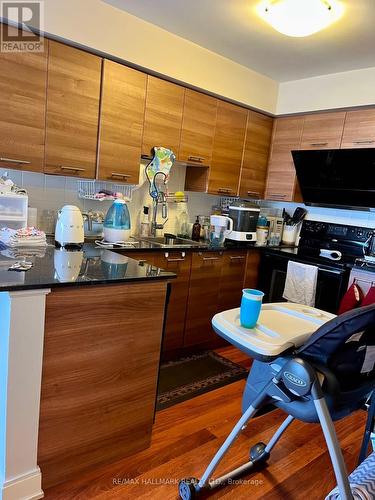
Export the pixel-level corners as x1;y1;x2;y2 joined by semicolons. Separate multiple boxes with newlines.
44;346;367;500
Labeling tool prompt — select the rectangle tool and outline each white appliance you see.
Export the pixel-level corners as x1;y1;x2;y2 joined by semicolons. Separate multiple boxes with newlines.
209;215;233;247
54;249;84;282
55;205;84;248
226;201;260;243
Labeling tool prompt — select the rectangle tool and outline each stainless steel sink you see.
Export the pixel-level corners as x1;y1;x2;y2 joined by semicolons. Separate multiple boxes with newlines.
134;236;207;248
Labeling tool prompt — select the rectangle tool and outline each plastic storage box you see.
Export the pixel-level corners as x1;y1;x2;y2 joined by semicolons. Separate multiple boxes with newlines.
0;193;28;230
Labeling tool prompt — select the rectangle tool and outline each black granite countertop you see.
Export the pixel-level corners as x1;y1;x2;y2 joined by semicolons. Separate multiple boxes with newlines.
0;243;176;292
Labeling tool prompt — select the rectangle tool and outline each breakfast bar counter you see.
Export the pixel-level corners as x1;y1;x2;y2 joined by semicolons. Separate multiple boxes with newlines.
0;245;175;500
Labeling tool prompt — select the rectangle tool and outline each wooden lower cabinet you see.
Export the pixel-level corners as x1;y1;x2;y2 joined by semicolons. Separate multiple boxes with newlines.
154;251;192;352
218;251;247;311
38;281;167;488
125;249;260;352
184;251;224;346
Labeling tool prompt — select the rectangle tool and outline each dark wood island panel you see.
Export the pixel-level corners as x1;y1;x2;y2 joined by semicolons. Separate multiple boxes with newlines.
38;281;168;489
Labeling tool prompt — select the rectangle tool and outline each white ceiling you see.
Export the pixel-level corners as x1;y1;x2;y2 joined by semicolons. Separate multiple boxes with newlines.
103;0;375;82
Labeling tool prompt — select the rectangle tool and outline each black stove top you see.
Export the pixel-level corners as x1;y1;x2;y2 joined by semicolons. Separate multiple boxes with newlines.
267;220;372;269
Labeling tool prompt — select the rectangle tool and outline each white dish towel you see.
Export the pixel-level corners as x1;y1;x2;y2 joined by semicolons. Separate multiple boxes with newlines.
282;261;318;307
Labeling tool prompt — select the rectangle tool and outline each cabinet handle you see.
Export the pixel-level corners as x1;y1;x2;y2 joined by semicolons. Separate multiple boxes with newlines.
247;191;261;198
353;140;375;144
218;188;233;194
166;258;185;262
203;256;220;261
0;157;30;165
310;142;328;147
187;156;205;163
60;165;85;173
268;194;286;199
229;256;245;260
111;172;131;179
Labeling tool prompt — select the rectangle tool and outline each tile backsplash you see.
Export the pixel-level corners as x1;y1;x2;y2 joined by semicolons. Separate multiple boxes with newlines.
2;166;375;236
0;165;220;236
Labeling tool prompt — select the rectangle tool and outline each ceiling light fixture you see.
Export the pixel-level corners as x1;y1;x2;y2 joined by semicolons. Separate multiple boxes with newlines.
256;0;344;37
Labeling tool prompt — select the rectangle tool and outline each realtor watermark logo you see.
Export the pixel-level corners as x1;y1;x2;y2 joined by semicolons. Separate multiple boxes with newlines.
1;1;44;52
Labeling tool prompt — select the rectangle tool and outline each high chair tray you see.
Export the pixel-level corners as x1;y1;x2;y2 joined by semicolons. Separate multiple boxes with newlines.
212;303;335;360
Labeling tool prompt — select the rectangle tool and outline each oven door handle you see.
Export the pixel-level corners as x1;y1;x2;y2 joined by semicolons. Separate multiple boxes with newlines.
317;267;345;275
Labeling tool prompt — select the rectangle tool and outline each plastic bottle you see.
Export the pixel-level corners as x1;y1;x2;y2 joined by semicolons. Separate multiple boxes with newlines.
191;216;201;241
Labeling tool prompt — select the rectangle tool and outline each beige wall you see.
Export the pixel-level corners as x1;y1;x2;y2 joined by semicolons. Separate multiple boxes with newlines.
277;66;375;114
27;0;278;114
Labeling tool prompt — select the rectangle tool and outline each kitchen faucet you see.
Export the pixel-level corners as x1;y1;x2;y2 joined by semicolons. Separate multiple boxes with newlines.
151;190;168;237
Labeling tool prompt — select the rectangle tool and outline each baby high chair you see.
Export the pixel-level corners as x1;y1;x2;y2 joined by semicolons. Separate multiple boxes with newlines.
178;303;375;500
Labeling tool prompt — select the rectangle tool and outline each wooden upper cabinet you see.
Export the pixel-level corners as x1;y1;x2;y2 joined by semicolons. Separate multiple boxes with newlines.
44;41;101;178
142;76;185;158
98;61;146;184
265;116;304;202
341;109;375;148
208;101;248;196
239;111;273;199
300;112;346;150
179;90;218;165
0;27;48;172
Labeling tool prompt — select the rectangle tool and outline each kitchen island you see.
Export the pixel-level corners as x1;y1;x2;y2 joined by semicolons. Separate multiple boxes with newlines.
0;245;175;500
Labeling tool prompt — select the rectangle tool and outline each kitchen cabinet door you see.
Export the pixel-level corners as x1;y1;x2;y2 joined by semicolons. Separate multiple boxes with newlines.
239;111;273;199
0;26;47;172
208;101;248;196
218;251;247;311
341;109;375;148
154;251;192;353
179;89;218;166
184;251;224;346
299;112;346;150
265;116;304;202
142;76;185;158
98;60;146;184
44;41;101;178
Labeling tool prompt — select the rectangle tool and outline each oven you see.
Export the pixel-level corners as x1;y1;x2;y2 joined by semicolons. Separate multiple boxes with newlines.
257;251;350;314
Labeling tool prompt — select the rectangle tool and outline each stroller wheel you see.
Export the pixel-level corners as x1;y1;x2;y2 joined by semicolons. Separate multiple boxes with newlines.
178;477;199;499
250;442;269;463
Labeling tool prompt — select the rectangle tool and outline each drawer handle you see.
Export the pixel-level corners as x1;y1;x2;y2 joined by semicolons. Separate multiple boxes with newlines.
353;140;375;144
247;191;260;198
218;188;233;194
269;194;286;199
229;256;245;260
203;256;220;261
111;172;131;179
310;142;328;147
188;156;205;163
166;258;185;262
60;165;85;172
0;157;31;165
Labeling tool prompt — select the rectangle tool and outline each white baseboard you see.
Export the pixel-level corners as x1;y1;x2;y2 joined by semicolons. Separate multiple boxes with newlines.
2;468;44;500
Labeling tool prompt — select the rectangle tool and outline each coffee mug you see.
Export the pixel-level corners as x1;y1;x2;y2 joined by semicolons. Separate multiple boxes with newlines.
240;289;264;329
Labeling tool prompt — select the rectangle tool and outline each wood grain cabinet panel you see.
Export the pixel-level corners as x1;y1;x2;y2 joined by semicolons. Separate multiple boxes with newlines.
184;251;224;346
154;251;192;352
98;60;146;184
265;116;304;202
44;41;101;178
239;111;273;199
38;282;167;488
208;101;248;196
179;89;218;166
299;112;346;150
0;26;48;172
142;76;185;158
341;109;375;148
218;251;247;311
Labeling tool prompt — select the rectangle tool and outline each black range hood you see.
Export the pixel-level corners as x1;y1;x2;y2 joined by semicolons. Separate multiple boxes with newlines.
292;148;375;210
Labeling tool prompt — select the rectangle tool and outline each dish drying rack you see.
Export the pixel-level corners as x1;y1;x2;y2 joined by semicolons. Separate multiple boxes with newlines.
78;180;139;202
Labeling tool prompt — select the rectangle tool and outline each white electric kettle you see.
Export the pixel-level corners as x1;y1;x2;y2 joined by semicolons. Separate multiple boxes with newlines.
55;205;84;248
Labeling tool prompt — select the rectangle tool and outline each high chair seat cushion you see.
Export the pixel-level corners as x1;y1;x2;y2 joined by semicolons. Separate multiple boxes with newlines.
325;451;375;499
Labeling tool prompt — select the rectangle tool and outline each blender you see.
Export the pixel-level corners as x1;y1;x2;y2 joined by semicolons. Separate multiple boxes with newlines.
209;215;233;247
